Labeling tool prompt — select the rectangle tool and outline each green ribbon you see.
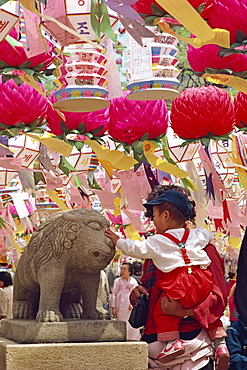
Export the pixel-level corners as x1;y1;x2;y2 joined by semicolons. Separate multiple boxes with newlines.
58;156;77;176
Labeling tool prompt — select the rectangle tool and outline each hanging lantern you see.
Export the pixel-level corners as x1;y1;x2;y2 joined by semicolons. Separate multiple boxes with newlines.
0;27;54;82
170;86;235;145
0;78;49;136
52;43;110;112
46;93;110;141
187;43;247;78
109;93;168;144
234;91;247;130
126;29;180;100
38;0;118;112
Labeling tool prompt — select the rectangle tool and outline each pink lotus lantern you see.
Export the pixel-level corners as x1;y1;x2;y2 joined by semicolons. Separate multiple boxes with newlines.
132;0;205;18
0;78;49;135
46;94;110;138
0;27;54;80
170;86;235;145
187;43;247;77
201;0;247;45
108;93;168;144
234;92;247;130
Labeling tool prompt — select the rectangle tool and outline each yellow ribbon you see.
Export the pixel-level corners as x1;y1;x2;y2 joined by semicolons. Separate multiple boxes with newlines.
156;0;230;49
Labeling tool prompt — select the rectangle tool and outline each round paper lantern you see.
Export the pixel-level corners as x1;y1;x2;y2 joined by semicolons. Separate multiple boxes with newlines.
170;86;235;143
0;27;54;72
126;30;180;101
0;78;49;133
108;93;168;144
46;94;110;137
187;43;247;77
53;44;110;112
201;0;247;44
234;91;247;129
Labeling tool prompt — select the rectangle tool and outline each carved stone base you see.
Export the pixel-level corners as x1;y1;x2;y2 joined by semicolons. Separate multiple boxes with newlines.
0;336;148;370
1;319;126;344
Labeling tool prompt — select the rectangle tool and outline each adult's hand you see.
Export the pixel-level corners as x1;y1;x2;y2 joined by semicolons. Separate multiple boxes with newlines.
161;295;194;317
130;285;149;304
112;307;117;317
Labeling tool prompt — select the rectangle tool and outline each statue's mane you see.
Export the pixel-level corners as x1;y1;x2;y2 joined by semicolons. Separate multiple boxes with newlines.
25;209;109;269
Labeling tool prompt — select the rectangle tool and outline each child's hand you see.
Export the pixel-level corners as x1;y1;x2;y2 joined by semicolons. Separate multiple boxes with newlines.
105;228;120;246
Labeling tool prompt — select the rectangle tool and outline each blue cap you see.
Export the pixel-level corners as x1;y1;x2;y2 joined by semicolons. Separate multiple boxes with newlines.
143;190;193;218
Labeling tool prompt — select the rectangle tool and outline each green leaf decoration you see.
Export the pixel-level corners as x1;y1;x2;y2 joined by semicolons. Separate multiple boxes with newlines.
19;60;31;69
77;122;86;134
83;132;93;139
33;160;46;185
70;129;80;134
60;121;71;134
140;133;150;141
88;174;102;190
58;156;77;176
74;141;84;151
90;0;102;42
21;68;35;76
235;29;247;44
13;76;24;86
151;3;165;16
144;16;158;26
98;0;117;42
73;174;82;188
0;217;7;230
2;67;16;73
90;125;104;135
32;63;45;72
1;75;13;83
0;0;10;6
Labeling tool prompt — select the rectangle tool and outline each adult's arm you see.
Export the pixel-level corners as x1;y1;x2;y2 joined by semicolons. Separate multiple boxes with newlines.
226;325;247;370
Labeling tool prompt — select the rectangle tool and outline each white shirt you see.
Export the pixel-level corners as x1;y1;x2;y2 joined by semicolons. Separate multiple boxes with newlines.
116;228;212;273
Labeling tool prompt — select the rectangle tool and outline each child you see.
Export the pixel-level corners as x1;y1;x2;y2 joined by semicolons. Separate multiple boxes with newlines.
105;190;228;365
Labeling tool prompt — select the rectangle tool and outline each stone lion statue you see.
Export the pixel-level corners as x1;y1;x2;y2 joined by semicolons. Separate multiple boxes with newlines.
13;209;115;322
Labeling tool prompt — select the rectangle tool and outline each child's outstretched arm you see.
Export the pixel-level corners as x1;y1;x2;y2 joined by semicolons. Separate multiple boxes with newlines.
105;228;120;246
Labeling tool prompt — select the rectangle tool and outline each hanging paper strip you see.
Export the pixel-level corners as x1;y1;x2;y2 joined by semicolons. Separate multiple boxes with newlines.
19;5;28;48
156;0;230;48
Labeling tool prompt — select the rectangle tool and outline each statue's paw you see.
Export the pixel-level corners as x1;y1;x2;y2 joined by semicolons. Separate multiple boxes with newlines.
63;303;83;319
36;309;63;322
13;300;36;320
81;309;104;320
96;306;111;320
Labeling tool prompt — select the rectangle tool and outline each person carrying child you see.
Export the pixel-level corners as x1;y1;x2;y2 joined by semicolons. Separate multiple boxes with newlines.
105;190;228;366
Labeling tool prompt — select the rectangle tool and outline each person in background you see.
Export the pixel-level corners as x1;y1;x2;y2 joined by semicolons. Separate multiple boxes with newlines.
132;261;143;284
111;262;140;341
228;282;239;325
226;272;236;293
0;270;13;319
226;228;247;369
101;270;110;311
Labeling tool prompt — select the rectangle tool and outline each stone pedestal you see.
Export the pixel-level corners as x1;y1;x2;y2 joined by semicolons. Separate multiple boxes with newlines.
1;319;126;344
0;320;148;369
0;337;148;370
